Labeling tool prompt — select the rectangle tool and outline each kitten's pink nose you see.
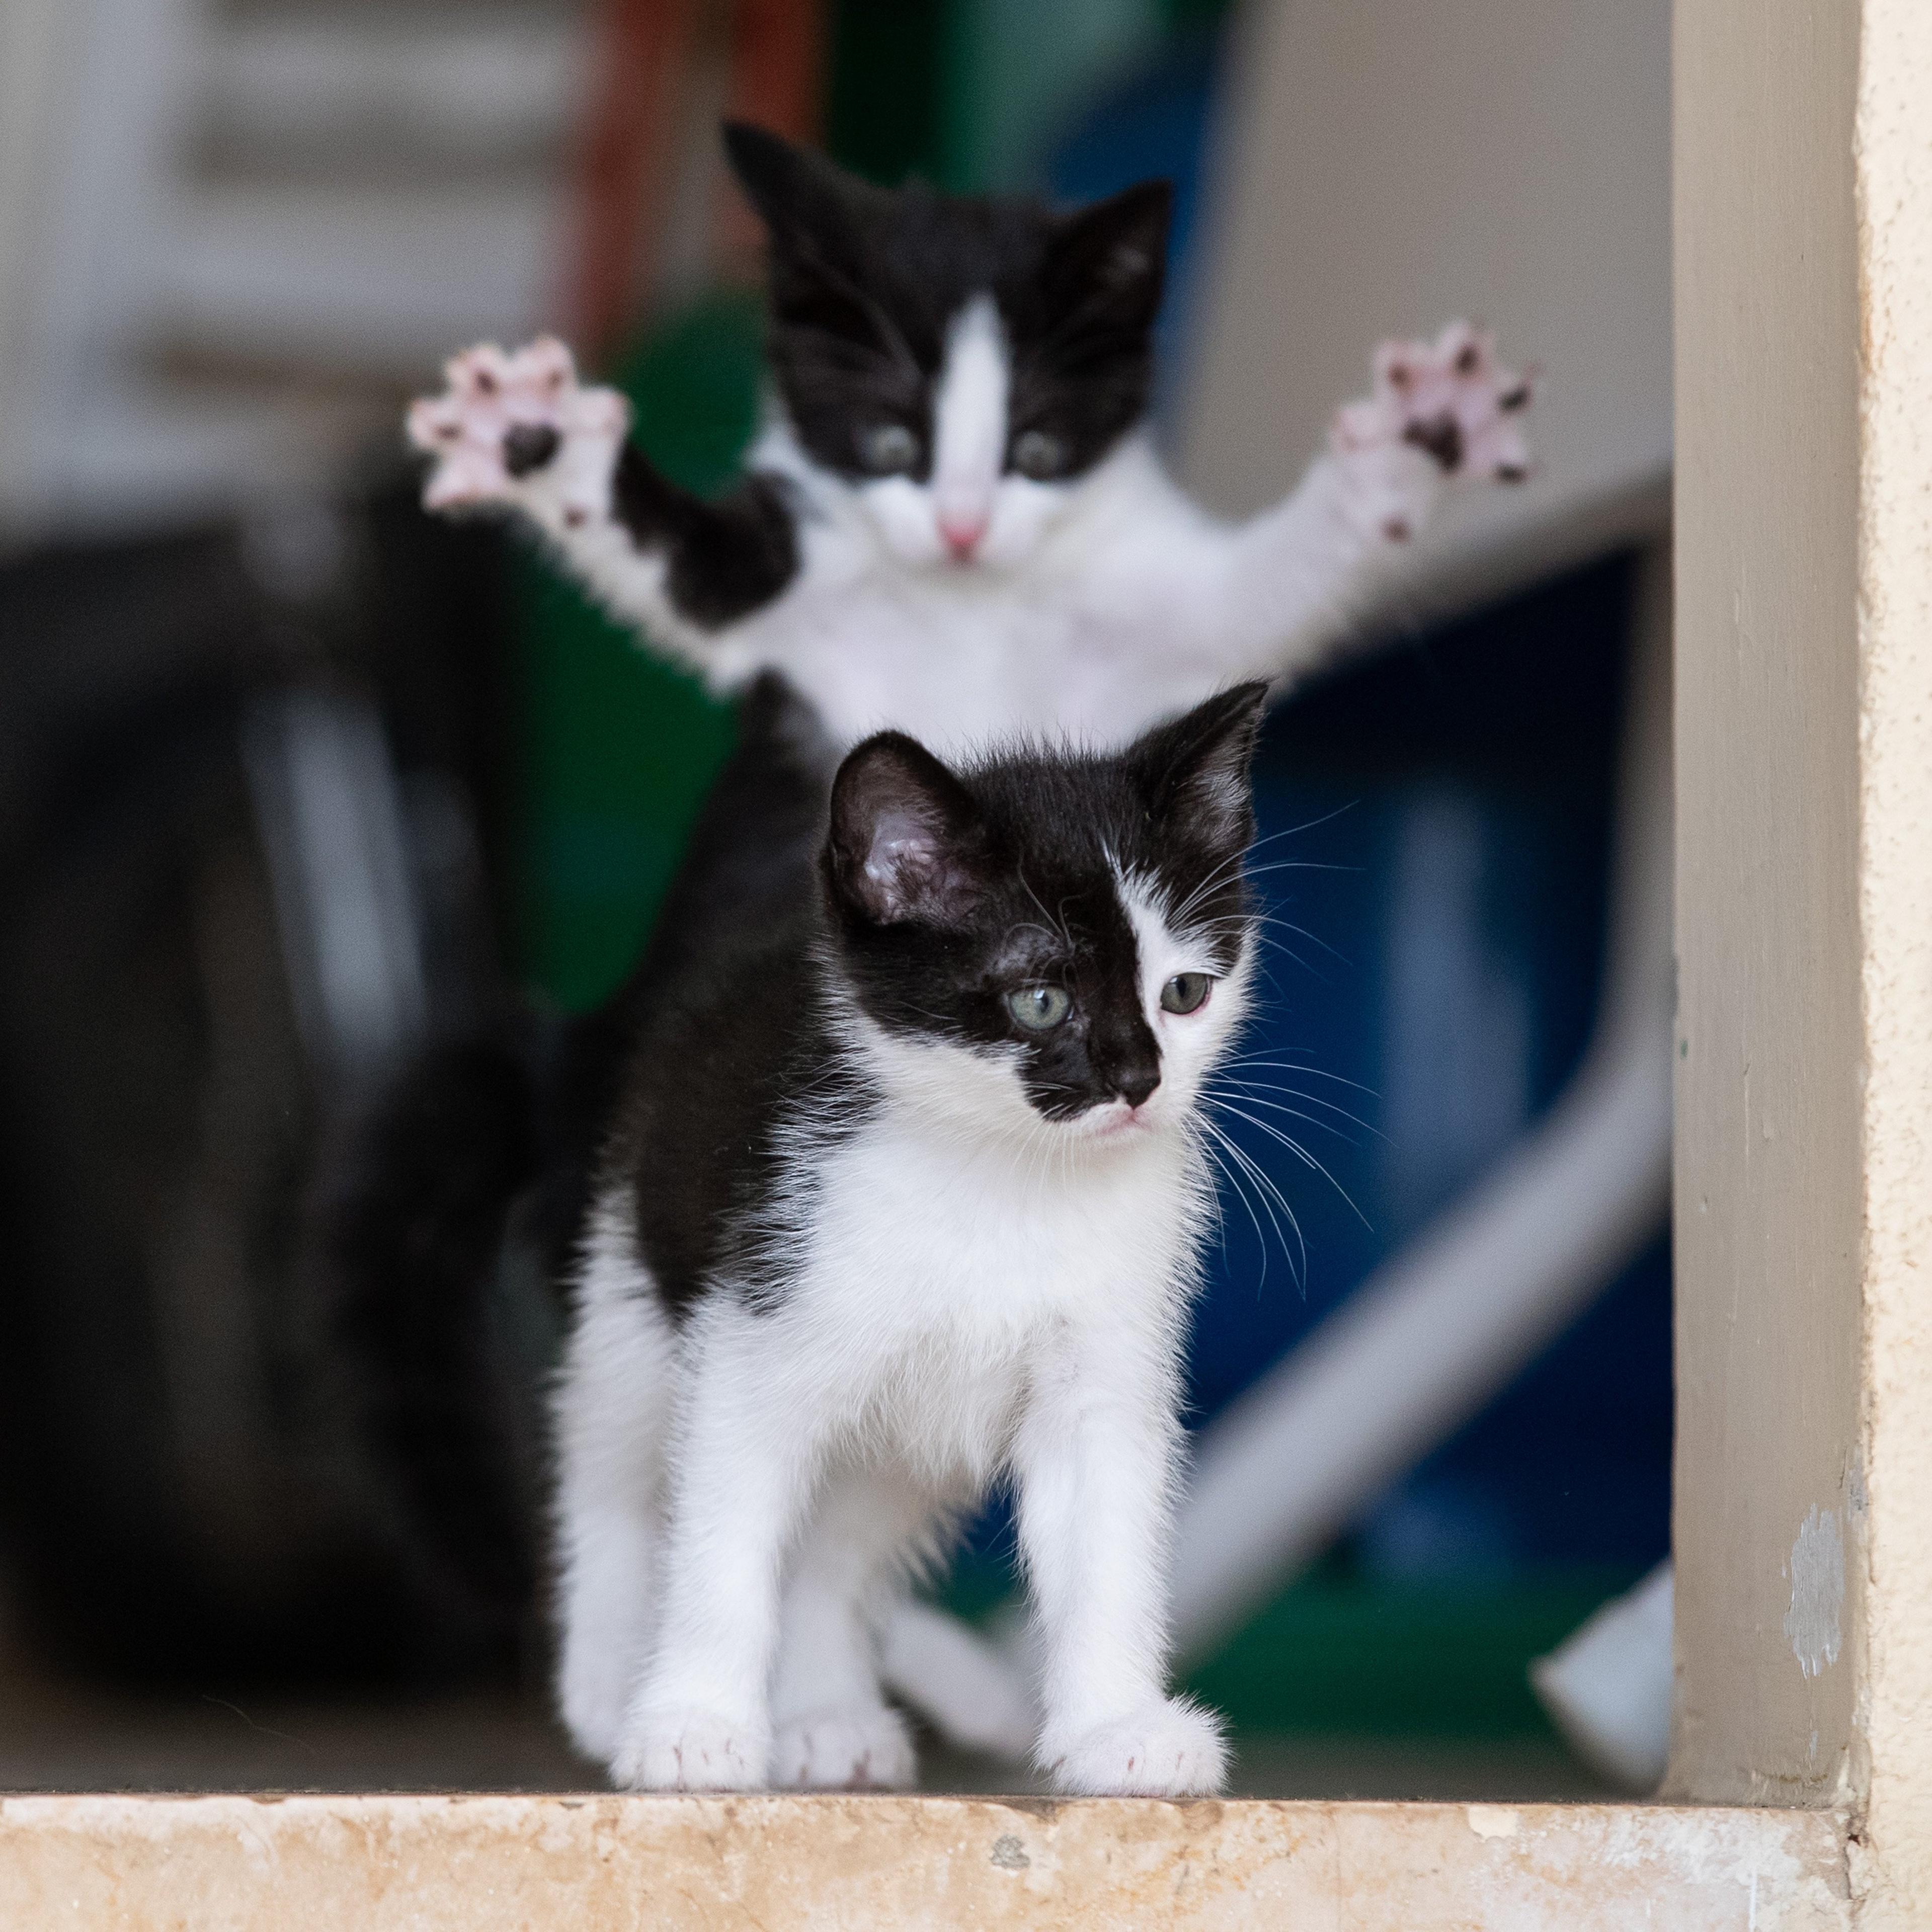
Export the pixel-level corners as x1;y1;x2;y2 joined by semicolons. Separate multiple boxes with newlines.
939;511;988;561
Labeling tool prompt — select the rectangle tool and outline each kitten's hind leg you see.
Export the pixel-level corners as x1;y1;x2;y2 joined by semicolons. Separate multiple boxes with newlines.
551;1210;675;1767
767;1467;939;1791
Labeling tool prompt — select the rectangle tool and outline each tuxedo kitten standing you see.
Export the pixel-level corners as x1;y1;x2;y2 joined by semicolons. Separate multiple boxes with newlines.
555;683;1268;1795
409;123;1533;759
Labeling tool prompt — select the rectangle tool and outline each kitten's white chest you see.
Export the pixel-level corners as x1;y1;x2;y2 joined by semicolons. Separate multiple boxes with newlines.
783;1120;1193;1480
716;574;1095;752
709;439;1207;754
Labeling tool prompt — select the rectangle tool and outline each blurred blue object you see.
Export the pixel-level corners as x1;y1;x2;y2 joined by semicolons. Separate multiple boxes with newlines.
1194;550;1670;1577
1048;31;1226;413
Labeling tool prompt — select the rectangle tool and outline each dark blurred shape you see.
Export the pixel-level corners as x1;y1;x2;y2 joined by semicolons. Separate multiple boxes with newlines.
826;0;950;186
0;469;527;1686
320;672;835;1626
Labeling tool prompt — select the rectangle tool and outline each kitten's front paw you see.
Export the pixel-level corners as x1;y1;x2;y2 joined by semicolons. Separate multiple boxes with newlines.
772;1705;918;1790
1331;321;1534;542
406;336;626;526
610;1708;768;1792
1044;1698;1228;1798
556;1639;638;1768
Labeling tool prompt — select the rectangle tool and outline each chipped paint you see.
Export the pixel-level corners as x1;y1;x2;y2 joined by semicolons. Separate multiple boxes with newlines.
1466;1806;1521;1839
1783;1508;1844;1678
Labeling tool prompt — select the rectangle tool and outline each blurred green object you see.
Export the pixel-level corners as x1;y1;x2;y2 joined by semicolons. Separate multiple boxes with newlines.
943;0;1164;192
516;291;760;1010
1182;1570;1646;1740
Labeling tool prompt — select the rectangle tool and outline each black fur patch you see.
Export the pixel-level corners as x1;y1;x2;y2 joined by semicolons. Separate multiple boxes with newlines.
611;450;800;629
825;683;1266;1122
723;122;1171;487
537;674;839;1291
609;910;871;1321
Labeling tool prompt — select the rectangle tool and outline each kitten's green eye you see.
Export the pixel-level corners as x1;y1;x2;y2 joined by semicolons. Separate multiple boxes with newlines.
1006;985;1072;1031
1011;429;1068;480
858;422;919;475
1160;973;1213;1015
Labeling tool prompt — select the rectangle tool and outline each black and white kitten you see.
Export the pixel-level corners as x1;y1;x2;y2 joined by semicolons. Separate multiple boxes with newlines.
408;123;1532;757
554;682;1269;1797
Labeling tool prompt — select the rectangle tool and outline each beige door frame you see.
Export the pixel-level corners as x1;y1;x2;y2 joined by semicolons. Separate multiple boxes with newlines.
1669;0;1932;1920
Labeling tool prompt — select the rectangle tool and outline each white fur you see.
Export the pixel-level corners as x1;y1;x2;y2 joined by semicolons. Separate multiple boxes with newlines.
551;879;1249;1795
479;296;1447;758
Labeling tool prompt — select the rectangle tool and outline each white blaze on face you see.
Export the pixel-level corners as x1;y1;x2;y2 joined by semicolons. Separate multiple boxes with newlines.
1117;869;1249;1121
930;294;1010;561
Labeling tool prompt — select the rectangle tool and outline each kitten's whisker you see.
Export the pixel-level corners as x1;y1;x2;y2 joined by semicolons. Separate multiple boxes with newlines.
1229;1057;1381;1095
1197;1129;1272;1292
1210;1101;1371;1231
1202;1116;1307;1288
1211;1077;1384;1140
1210;1087;1372;1146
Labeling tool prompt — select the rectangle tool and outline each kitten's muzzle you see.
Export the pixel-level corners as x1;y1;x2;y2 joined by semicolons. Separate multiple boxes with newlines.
938;509;989;561
1083;1093;1157;1139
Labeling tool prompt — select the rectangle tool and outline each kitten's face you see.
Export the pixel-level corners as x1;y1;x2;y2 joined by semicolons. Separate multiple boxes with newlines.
824;685;1267;1146
725;123;1170;574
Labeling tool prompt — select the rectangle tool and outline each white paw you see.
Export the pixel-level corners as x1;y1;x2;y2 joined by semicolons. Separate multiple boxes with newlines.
1331;320;1534;542
771;1705;918;1790
556;1637;640;1768
406;336;626;527
1044;1698;1228;1798
610;1708;768;1792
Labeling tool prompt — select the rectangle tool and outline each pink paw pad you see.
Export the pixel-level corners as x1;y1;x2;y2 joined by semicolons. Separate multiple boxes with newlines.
406;337;626;516
1332;321;1534;496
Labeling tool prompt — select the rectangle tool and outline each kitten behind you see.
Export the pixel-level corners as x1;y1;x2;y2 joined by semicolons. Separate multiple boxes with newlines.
555;683;1270;1795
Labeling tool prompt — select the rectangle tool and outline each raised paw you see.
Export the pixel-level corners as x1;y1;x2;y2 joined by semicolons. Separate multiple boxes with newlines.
610;1708;768;1792
1331;321;1533;542
1044;1698;1228;1798
406;336;626;525
772;1705;918;1791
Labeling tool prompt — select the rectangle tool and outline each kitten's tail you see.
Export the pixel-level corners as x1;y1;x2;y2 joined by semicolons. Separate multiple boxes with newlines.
318;1022;547;1617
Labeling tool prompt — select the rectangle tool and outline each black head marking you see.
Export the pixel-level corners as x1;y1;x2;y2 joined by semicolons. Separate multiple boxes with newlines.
1041;180;1172;327
823;687;1265;1121
721;121;1171;488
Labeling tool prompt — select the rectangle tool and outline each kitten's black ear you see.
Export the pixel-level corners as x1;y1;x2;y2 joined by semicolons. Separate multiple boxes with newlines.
1047;180;1173;323
1128;681;1270;853
723;121;873;255
827;733;989;928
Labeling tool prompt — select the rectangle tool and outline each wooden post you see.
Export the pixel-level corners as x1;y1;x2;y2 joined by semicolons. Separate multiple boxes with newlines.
1672;0;1932;1917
